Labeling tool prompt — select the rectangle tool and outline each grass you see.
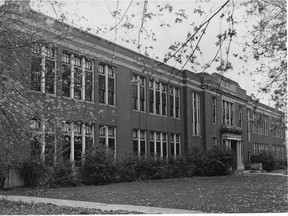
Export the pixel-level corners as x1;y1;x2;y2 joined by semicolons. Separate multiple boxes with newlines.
2;174;288;213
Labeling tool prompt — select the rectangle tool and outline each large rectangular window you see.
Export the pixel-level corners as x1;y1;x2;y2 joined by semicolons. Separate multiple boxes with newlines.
99;64;115;105
150;131;168;158
85;60;93;101
169;86;180;118
99;126;116;155
239;106;243;128
247;109;251;141
132;75;145;111
62;52;94;101
170;134;180;157
264;116;268;135
149;80;167;115
222;100;234;126
31;45;56;94
133;129;146;157
61;121;94;165
30;119;94;166
212;97;216;124
192;92;200;136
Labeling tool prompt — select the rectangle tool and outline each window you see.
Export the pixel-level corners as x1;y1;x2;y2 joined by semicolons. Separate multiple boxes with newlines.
253;143;257;154
222;100;234;126
212;137;217;145
62;52;94;101
62;64;71;97
30;119;94;166
132;75;145;111
192;92;200;136
99;126;116;154
31;55;42;91
99;64;115;105
74;57;82;99
31;45;56;94
264;116;268;135
247;109;251;141
85;60;93;101
61;121;94;165
150;132;168;158
149;80;167;115
252;112;257;133
133;130;146;157
170;86;180;118
212;97;217;124
239;106;243;128
170;134;180;157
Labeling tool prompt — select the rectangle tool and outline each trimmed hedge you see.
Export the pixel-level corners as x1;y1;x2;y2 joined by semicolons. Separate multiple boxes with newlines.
18;145;233;187
187;146;233;176
251;152;277;172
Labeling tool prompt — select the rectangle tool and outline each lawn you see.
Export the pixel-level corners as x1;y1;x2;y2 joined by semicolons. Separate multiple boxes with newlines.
2;174;288;213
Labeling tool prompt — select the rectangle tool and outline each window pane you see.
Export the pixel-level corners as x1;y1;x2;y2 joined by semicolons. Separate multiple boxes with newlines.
31;57;42;91
140;140;145;156
133;140;138;154
45;59;55;94
62;65;71;97
45;134;55;166
85;72;93;101
62;135;71;161
74;68;82;99
74;136;82;165
108;138;115;150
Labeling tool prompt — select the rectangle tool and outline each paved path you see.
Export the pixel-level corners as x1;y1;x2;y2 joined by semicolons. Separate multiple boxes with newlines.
0;195;202;214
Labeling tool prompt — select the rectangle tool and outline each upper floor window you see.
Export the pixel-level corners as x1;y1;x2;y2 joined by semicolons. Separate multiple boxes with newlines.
133;129;146;157
192;92;200;136
132;74;145;112
169;86;180;118
247;109;251;141
212;97;217;124
149;80;167;115
222;100;234;126
99;64;115;106
264;116;268;135
62;52;94;101
31;45;56;94
239;106;243;128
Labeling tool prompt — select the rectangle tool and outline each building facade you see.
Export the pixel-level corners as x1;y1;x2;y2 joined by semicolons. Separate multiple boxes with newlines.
1;0;286;182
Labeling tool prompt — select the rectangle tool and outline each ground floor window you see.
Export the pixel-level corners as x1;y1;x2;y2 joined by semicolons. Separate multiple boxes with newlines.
30;119;94;166
133;129;146;157
170;134;180;157
99;125;116;156
150;132;168;158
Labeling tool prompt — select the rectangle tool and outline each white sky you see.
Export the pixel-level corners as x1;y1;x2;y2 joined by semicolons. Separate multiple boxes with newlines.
1;0;274;106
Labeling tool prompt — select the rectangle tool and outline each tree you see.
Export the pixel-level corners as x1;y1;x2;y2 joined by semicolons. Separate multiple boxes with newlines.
0;1;97;188
241;0;287;111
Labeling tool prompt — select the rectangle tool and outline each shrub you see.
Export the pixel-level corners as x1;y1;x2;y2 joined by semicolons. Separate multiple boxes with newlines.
18;159;49;187
115;155;139;182
251;151;277;172
0;165;7;190
187;146;233;176
47;161;80;188
84;144;117;185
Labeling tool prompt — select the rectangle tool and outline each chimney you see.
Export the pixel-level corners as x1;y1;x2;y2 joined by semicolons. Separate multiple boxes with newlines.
4;0;31;12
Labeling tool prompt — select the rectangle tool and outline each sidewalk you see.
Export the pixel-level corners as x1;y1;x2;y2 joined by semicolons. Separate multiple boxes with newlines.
243;170;288;176
0;195;202;214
